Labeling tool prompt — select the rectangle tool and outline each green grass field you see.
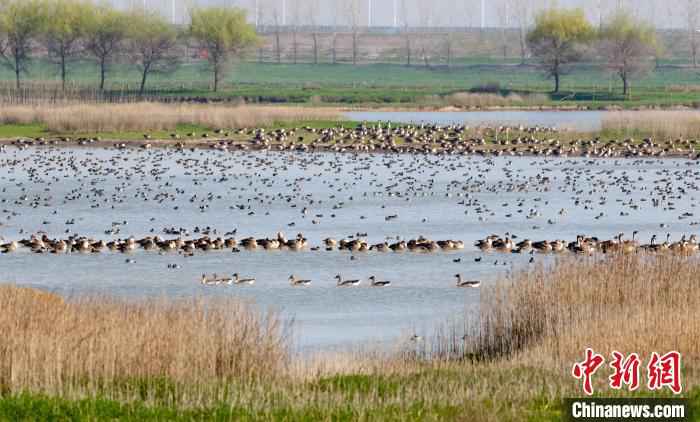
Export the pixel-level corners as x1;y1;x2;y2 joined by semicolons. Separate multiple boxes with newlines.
2;59;700;107
1;374;698;421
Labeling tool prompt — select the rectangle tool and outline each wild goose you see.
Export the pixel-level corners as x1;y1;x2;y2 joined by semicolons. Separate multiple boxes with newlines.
515;239;532;253
232;273;256;285
1;240;19;253
369;276;391;287
289;275;312;286
474;237;494;251
335;274;361;287
493;237;513;253
531;240;552;253
200;274;218;285
455;274;481;288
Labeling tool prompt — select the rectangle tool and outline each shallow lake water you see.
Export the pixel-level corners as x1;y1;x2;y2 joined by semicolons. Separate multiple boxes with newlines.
344;110;604;131
1;144;698;351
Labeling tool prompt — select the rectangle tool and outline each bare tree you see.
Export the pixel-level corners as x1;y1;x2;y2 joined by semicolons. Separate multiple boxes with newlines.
0;0;46;90
84;4;127;91
600;12;657;97
126;10;179;95
271;6;282;64
307;0;320;64
511;0;533;64
289;0;301;64
415;0;433;68
256;0;267;63
401;0;411;66
686;0;700;67
345;0;362;65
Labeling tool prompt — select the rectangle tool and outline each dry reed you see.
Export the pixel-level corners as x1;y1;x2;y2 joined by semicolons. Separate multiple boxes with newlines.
0;285;289;396
471;256;700;380
602;110;700;139
0;103;341;133
448;92;549;108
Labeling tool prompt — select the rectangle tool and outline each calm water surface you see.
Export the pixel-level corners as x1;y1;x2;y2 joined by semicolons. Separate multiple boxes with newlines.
1;143;698;351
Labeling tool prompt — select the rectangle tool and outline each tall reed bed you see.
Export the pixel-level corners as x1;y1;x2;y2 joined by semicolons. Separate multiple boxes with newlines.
0;103;341;133
419;92;550;108
602;110;700;139
472;256;700;373
0;286;289;398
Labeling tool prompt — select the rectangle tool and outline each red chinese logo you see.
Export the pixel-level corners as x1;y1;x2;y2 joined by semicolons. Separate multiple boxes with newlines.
572;348;605;395
572;349;682;395
647;351;682;394
609;351;640;391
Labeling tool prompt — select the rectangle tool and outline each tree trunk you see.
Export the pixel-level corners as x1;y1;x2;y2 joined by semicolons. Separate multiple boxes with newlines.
292;31;297;65
405;36;411;66
446;41;451;68
14;59;20;90
312;33;318;64
139;63;150;95
99;56;106;91
213;65;219;92
554;72;560;93
275;30;281;64
60;47;67;91
331;38;336;64
352;32;357;65
622;75;629;97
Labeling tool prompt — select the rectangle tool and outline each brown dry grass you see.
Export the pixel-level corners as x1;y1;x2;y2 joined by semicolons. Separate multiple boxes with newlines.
0;285;289;396
602;110;700;139
466;255;700;390
419;92;549;108
0;103;341;133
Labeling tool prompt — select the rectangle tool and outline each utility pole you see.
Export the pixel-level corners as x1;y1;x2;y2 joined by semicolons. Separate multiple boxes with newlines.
393;0;397;27
481;0;485;29
368;0;372;27
282;0;286;26
171;0;175;24
255;0;259;28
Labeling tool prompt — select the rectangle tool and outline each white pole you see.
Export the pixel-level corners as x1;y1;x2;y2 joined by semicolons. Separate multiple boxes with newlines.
368;0;372;27
393;0;397;27
255;0;259;27
481;0;485;28
171;0;175;24
282;0;286;26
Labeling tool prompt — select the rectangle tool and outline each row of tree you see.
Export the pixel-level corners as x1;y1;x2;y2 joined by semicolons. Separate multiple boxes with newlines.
0;0;663;97
528;8;658;95
0;0;257;92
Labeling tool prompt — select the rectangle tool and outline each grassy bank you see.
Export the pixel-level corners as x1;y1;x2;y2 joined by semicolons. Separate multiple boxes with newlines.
2;255;700;420
2;60;700;108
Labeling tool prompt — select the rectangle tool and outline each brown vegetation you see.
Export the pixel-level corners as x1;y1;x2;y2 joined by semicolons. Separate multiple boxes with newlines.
603;110;700;139
0;102;341;132
463;255;700;392
0;285;289;395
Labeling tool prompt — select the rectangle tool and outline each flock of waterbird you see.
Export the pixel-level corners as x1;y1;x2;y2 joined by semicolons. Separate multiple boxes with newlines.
3;230;698;256
2;122;700;293
199;273;478;288
4;122;700;159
